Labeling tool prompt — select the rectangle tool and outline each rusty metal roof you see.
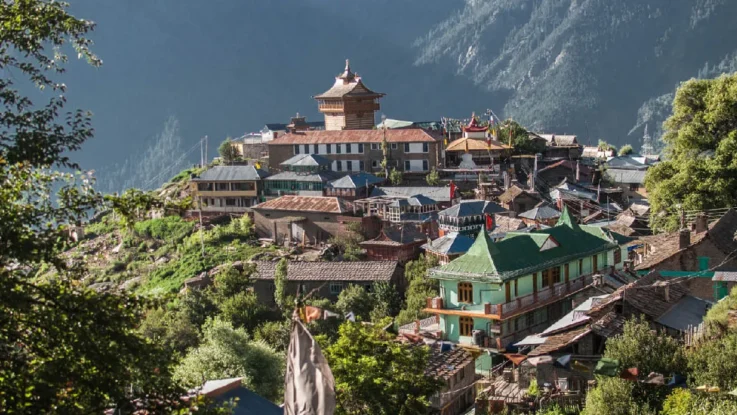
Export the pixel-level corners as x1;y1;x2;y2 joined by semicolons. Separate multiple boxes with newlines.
252;260;398;281
252;195;353;214
268;129;439;145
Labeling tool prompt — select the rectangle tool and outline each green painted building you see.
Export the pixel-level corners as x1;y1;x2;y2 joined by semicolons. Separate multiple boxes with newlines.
426;207;627;372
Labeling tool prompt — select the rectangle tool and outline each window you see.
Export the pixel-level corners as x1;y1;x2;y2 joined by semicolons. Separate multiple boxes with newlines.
614;248;622;264
526;312;533;327
459;316;473;336
579;259;583;275
346;143;352;154
346;161;353;171
371;143;379;150
565;263;570;282
313;144;319;154
372;160;379;168
294;145;300;154
629;183;639;191
422;160;429;171
225;198;236;206
330;282;344;295
423;142;429;153
359;161;365;171
593;255;598;271
404;143;410;152
197;183;212;191
336;161;342;171
458;282;473;303
358;143;364;153
404;160;411;171
232;182;255;191
326;144;332;154
552;266;561;284
337;144;342;154
216;183;229;191
514;279;518;297
391;143;398;150
304;144;309;154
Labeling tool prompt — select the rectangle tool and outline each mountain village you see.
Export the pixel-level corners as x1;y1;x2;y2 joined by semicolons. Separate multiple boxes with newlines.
70;60;737;414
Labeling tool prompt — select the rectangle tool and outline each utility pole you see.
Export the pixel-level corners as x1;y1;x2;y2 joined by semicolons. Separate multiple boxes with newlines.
204;135;209;167
198;196;205;257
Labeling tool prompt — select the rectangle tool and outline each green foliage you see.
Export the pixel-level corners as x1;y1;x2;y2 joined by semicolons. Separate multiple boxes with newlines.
254;320;291;352
214;263;255;298
582;377;652;415
618;144;634;156
662;389;737;415
425;168;440;186
336;284;375;321
661;388;693;415
702;284;737;334
687;332;737;391
134;216;195;242
139;307;200;355
325;319;442;415
369;281;402;321
598;139;618;153
174;318;284;402
396;255;440;326
218;137;241;164
180;288;220;329
218;291;269;332
646;74;737;231
528;377;539;398
105;188;161;230
274;258;288;310
389;167;403;185
328;228;365;262
499;119;544;155
169;165;206;183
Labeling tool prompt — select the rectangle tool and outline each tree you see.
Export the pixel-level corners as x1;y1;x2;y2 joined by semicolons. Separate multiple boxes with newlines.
139;307;200;356
218;137;240;164
336;284;375;321
389;167;403;185
646;74;737;231
582;377;652;415
369;281;402;322
396;255;439;326
618;144;634;156
274;258;288;310
325;319;442;415
105;188;161;230
499;119;544;155
0;1;202;412
597;139;618;153
425;168;440;186
174;318;284;402
687;332;737;391
662;389;737;415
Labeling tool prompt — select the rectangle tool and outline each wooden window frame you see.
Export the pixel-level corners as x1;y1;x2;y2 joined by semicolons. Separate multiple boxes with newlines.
458;282;473;304
551;266;561;284
459;316;473;336
614;248;622;264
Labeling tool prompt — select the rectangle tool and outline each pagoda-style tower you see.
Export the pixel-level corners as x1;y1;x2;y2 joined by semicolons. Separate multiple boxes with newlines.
314;60;385;131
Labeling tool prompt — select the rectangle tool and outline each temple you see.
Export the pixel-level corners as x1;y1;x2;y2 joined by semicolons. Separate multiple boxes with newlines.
314;59;385;131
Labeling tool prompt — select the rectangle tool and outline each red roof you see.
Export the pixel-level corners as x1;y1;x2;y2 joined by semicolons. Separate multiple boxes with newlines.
268;129;439;145
463;116;487;133
253;195;353;214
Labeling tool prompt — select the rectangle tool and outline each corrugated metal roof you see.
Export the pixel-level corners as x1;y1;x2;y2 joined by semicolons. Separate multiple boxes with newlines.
253;260;397;281
264;170;344;183
518;205;562;221
371;186;452;202
605;169;647;184
269;129;439;145
280;153;333;167
656;295;712;331
439;200;506;218
252;195;352;213
327;172;384;189
537;134;578;146
422;232;475;255
192;165;269;182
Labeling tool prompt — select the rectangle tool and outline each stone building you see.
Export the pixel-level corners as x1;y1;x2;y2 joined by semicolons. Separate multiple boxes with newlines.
251;195;356;245
251;260;402;304
498;185;541;214
190;165;270;213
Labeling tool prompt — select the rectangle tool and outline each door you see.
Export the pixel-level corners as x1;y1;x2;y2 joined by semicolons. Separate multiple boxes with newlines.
291;222;305;243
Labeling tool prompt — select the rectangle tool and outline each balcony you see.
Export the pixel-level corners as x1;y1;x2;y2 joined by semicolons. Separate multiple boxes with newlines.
425;274;596;320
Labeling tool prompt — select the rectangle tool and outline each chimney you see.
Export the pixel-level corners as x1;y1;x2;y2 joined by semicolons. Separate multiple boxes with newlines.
414;319;420;334
273;131;279;139
664;284;670;302
694;213;708;233
678;228;691;250
575;160;580;182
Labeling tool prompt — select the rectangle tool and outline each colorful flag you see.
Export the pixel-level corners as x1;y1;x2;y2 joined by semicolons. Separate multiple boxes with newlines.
485;213;494;231
449;181;457;201
284;318;336;415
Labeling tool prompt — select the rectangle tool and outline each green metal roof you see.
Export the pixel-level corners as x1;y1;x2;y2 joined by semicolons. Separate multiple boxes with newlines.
430;209;620;282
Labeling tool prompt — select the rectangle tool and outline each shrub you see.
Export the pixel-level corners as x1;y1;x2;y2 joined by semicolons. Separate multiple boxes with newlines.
134;216;195;242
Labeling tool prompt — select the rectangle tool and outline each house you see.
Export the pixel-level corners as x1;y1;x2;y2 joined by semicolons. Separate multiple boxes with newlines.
324;172;384;201
581;146;614;160
444;116;511;168
498;185;541;214
518;205;562;228
426;345;477;415
713;272;737;301
604;168;648;200
251;195;355;245
536;160;592;186
370;186;457;207
633;210;737;301
437;200;507;237
260;114;324;142
252;260;401;303
187;378;282;415
424;207;628;373
492;215;526;236
423;232;476;265
360;223;429;262
190;165;270;213
355;193;441;235
263;154;343;197
536;134;582;160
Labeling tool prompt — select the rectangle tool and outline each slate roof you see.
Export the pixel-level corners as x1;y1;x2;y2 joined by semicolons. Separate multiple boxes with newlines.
656;295;713;331
445;137;510;152
518;205;562;221
361;224;427;246
430;208;619;282
389;194;438;207
590;273;691;320
192;166;269;182
605;156;649;170
327;172;384;189
422;232;475;256
605;169;647;185
498;185;539;204
493;215;526;233
253;260;398;281
551;180;598;201
425;345;475;380
537;134;579;146
264;170;344;183
371;186;453;202
439;200;506;218
314;78;383;99
280;153;333;167
270;129;438;145
253;196;353;214
528;325;592;357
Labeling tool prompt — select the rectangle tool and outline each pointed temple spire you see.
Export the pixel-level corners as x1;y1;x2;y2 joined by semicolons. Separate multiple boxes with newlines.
556;205;579;229
338;59;355;82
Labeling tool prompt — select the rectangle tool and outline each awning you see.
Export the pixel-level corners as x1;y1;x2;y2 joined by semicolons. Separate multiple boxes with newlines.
503;353;528;366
